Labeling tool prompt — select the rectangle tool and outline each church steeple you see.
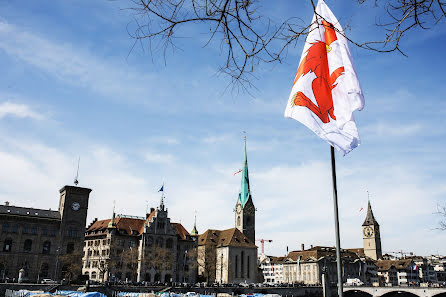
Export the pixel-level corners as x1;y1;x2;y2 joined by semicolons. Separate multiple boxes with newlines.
191;212;199;238
362;200;382;260
362;200;379;226
239;136;250;207
108;203;117;229
235;136;256;243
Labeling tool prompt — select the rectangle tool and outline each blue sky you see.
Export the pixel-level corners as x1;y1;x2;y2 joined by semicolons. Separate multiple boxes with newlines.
1;0;445;257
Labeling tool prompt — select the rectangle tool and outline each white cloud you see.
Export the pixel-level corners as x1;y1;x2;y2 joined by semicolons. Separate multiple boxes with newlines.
0;21;160;104
0;101;43;120
144;151;175;164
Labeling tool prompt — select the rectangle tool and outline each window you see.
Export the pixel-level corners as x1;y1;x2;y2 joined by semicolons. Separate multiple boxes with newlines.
237;216;241;226
91;271;97;279
32;226;38;235
166;239;173;249
156;238;164;247
66;243;75;254
24;239;32;252
41;227;47;236
247;255;250;278
241;251;245;278
40;263;49;278
42;241;51;254
12;225;18;233
23;226;29;234
3;239;12;252
50;228;56;236
2;223;9;233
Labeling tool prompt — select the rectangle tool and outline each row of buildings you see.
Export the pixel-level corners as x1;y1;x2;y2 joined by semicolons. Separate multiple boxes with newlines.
259;203;446;287
0;140;445;287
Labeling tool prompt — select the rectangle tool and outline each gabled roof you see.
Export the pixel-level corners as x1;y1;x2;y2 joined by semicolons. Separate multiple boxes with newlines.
87;217;146;236
363;200;379;226
287;246;360;262
172;222;193;241
377;259;413;272
198;228;256;248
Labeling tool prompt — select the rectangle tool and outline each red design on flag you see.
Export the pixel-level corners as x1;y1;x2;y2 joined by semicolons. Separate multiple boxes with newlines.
292;20;344;124
284;0;365;155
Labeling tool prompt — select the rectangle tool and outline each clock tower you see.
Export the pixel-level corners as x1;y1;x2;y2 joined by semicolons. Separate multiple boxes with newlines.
362;200;382;260
235;137;255;243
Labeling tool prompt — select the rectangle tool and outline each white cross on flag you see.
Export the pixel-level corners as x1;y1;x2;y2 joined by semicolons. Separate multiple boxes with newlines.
284;0;364;155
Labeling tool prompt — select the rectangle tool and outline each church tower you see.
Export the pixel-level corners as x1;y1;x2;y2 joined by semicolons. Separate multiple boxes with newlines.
362;200;382;260
235;137;255;243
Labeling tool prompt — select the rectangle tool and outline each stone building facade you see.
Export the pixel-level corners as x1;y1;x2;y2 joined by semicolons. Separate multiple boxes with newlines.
0;185;91;282
82;198;197;284
283;246;362;285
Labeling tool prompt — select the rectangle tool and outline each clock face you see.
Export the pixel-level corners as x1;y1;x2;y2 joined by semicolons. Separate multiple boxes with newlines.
71;202;80;211
363;226;374;238
236;204;242;214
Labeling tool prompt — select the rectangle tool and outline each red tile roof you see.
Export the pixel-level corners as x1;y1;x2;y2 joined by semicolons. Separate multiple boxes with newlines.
87;217;145;236
198;228;256;248
172;223;192;240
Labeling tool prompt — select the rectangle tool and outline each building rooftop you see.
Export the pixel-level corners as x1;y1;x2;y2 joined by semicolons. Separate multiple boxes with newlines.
198;228;257;248
0;204;60;220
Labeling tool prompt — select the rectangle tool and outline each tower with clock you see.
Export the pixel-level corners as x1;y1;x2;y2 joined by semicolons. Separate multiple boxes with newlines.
58;185;92;260
362;200;382;260
234;138;256;243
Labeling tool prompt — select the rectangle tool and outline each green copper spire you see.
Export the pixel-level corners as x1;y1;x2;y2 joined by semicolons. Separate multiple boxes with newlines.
238;136;250;207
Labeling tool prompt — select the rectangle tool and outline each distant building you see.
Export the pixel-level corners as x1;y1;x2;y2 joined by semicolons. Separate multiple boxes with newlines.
362;201;383;261
283;246;362;285
0;185;91;282
259;255;285;284
197;139;258;284
82;197;196;284
377;259;419;286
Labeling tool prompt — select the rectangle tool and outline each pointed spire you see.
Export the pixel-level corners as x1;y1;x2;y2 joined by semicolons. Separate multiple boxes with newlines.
108;201;117;229
191;211;199;237
362;200;379;226
239;135;251;207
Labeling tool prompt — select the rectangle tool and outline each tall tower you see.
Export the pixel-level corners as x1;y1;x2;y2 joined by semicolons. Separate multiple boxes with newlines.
235;137;255;243
362;200;382;260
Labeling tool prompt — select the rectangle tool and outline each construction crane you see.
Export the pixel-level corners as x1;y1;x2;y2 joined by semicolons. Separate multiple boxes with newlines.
256;239;273;254
385;250;414;259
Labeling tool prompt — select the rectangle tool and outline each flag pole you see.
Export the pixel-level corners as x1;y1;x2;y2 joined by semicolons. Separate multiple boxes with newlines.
330;145;343;297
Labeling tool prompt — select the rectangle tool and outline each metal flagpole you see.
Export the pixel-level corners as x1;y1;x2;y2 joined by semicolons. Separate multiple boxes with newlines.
330;145;343;297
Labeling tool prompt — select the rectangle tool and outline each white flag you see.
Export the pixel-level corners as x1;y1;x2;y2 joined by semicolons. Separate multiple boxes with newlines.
284;0;364;155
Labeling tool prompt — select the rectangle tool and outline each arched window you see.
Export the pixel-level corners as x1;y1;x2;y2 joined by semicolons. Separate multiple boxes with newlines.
237;216;241;226
66;242;74;254
166;238;173;249
247;255;250;278
154;273;161;282
125;272;132;281
164;274;172;283
91;271;97;279
156;238;164;247
40;263;49;278
241;251;245;278
24;239;32;252
144;273;151;282
3;238;12;252
42;241;51;254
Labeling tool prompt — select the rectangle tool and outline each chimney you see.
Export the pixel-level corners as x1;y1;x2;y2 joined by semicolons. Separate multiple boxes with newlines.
4;201;9;206
301;244;305;251
311;244;313;249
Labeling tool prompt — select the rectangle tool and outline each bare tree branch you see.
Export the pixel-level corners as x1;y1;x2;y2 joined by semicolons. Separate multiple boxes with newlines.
126;0;446;90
